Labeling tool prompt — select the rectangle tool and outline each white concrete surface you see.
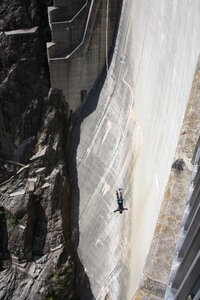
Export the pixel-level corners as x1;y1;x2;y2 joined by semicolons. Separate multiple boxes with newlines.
72;0;200;299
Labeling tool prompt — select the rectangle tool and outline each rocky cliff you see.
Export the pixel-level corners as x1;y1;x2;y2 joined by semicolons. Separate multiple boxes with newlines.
1;0;200;299
0;1;77;299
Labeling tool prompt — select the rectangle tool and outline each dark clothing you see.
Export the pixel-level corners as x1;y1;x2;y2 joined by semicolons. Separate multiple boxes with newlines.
114;207;128;213
114;189;128;213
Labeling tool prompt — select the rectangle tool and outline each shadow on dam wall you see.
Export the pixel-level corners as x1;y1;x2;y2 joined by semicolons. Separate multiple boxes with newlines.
69;68;107;299
68;3;123;298
69;41;120;298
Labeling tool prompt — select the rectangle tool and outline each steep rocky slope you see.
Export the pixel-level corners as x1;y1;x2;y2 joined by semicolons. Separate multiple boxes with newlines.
0;1;78;299
0;0;51;157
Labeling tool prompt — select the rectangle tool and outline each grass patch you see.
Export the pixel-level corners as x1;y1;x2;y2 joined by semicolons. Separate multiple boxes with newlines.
0;207;18;228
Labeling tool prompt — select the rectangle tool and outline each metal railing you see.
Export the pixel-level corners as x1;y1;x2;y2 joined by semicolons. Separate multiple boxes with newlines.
48;0;96;60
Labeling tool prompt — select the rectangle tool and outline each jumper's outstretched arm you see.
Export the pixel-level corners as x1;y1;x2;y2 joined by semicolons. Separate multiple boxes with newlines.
113;208;128;213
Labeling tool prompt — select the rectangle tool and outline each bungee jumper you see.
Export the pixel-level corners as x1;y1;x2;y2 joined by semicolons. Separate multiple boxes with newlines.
114;188;128;214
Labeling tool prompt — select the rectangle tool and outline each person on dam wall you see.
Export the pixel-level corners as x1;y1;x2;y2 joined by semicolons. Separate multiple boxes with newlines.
114;188;128;214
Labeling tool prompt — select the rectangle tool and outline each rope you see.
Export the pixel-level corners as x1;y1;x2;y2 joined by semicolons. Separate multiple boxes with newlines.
106;0;110;73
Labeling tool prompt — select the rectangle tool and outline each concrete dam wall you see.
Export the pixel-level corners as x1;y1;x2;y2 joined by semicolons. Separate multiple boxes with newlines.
48;0;200;299
47;0;120;111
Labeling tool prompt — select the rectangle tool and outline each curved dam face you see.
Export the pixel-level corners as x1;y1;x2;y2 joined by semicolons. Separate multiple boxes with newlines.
70;0;200;299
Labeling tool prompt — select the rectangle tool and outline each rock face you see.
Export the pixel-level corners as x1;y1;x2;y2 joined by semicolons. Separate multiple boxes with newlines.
0;1;77;299
0;0;51;157
0;89;77;300
1;0;200;299
0;88;77;299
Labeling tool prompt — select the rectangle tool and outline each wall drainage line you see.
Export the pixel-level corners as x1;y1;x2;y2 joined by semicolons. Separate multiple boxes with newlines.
106;0;110;74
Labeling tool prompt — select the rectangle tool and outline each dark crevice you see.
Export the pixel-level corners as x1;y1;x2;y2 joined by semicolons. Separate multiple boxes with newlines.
0;207;9;268
32;201;48;258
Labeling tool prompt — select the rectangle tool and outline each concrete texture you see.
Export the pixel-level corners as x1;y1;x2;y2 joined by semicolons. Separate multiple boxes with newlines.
137;59;200;299
47;0;120;111
69;0;200;299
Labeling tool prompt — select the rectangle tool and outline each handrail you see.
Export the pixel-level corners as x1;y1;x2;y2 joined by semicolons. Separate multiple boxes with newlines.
65;0;94;59
49;0;95;60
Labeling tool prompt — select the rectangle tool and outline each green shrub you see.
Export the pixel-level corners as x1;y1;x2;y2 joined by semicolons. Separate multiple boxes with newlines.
46;260;74;299
6;211;18;228
0;207;18;228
